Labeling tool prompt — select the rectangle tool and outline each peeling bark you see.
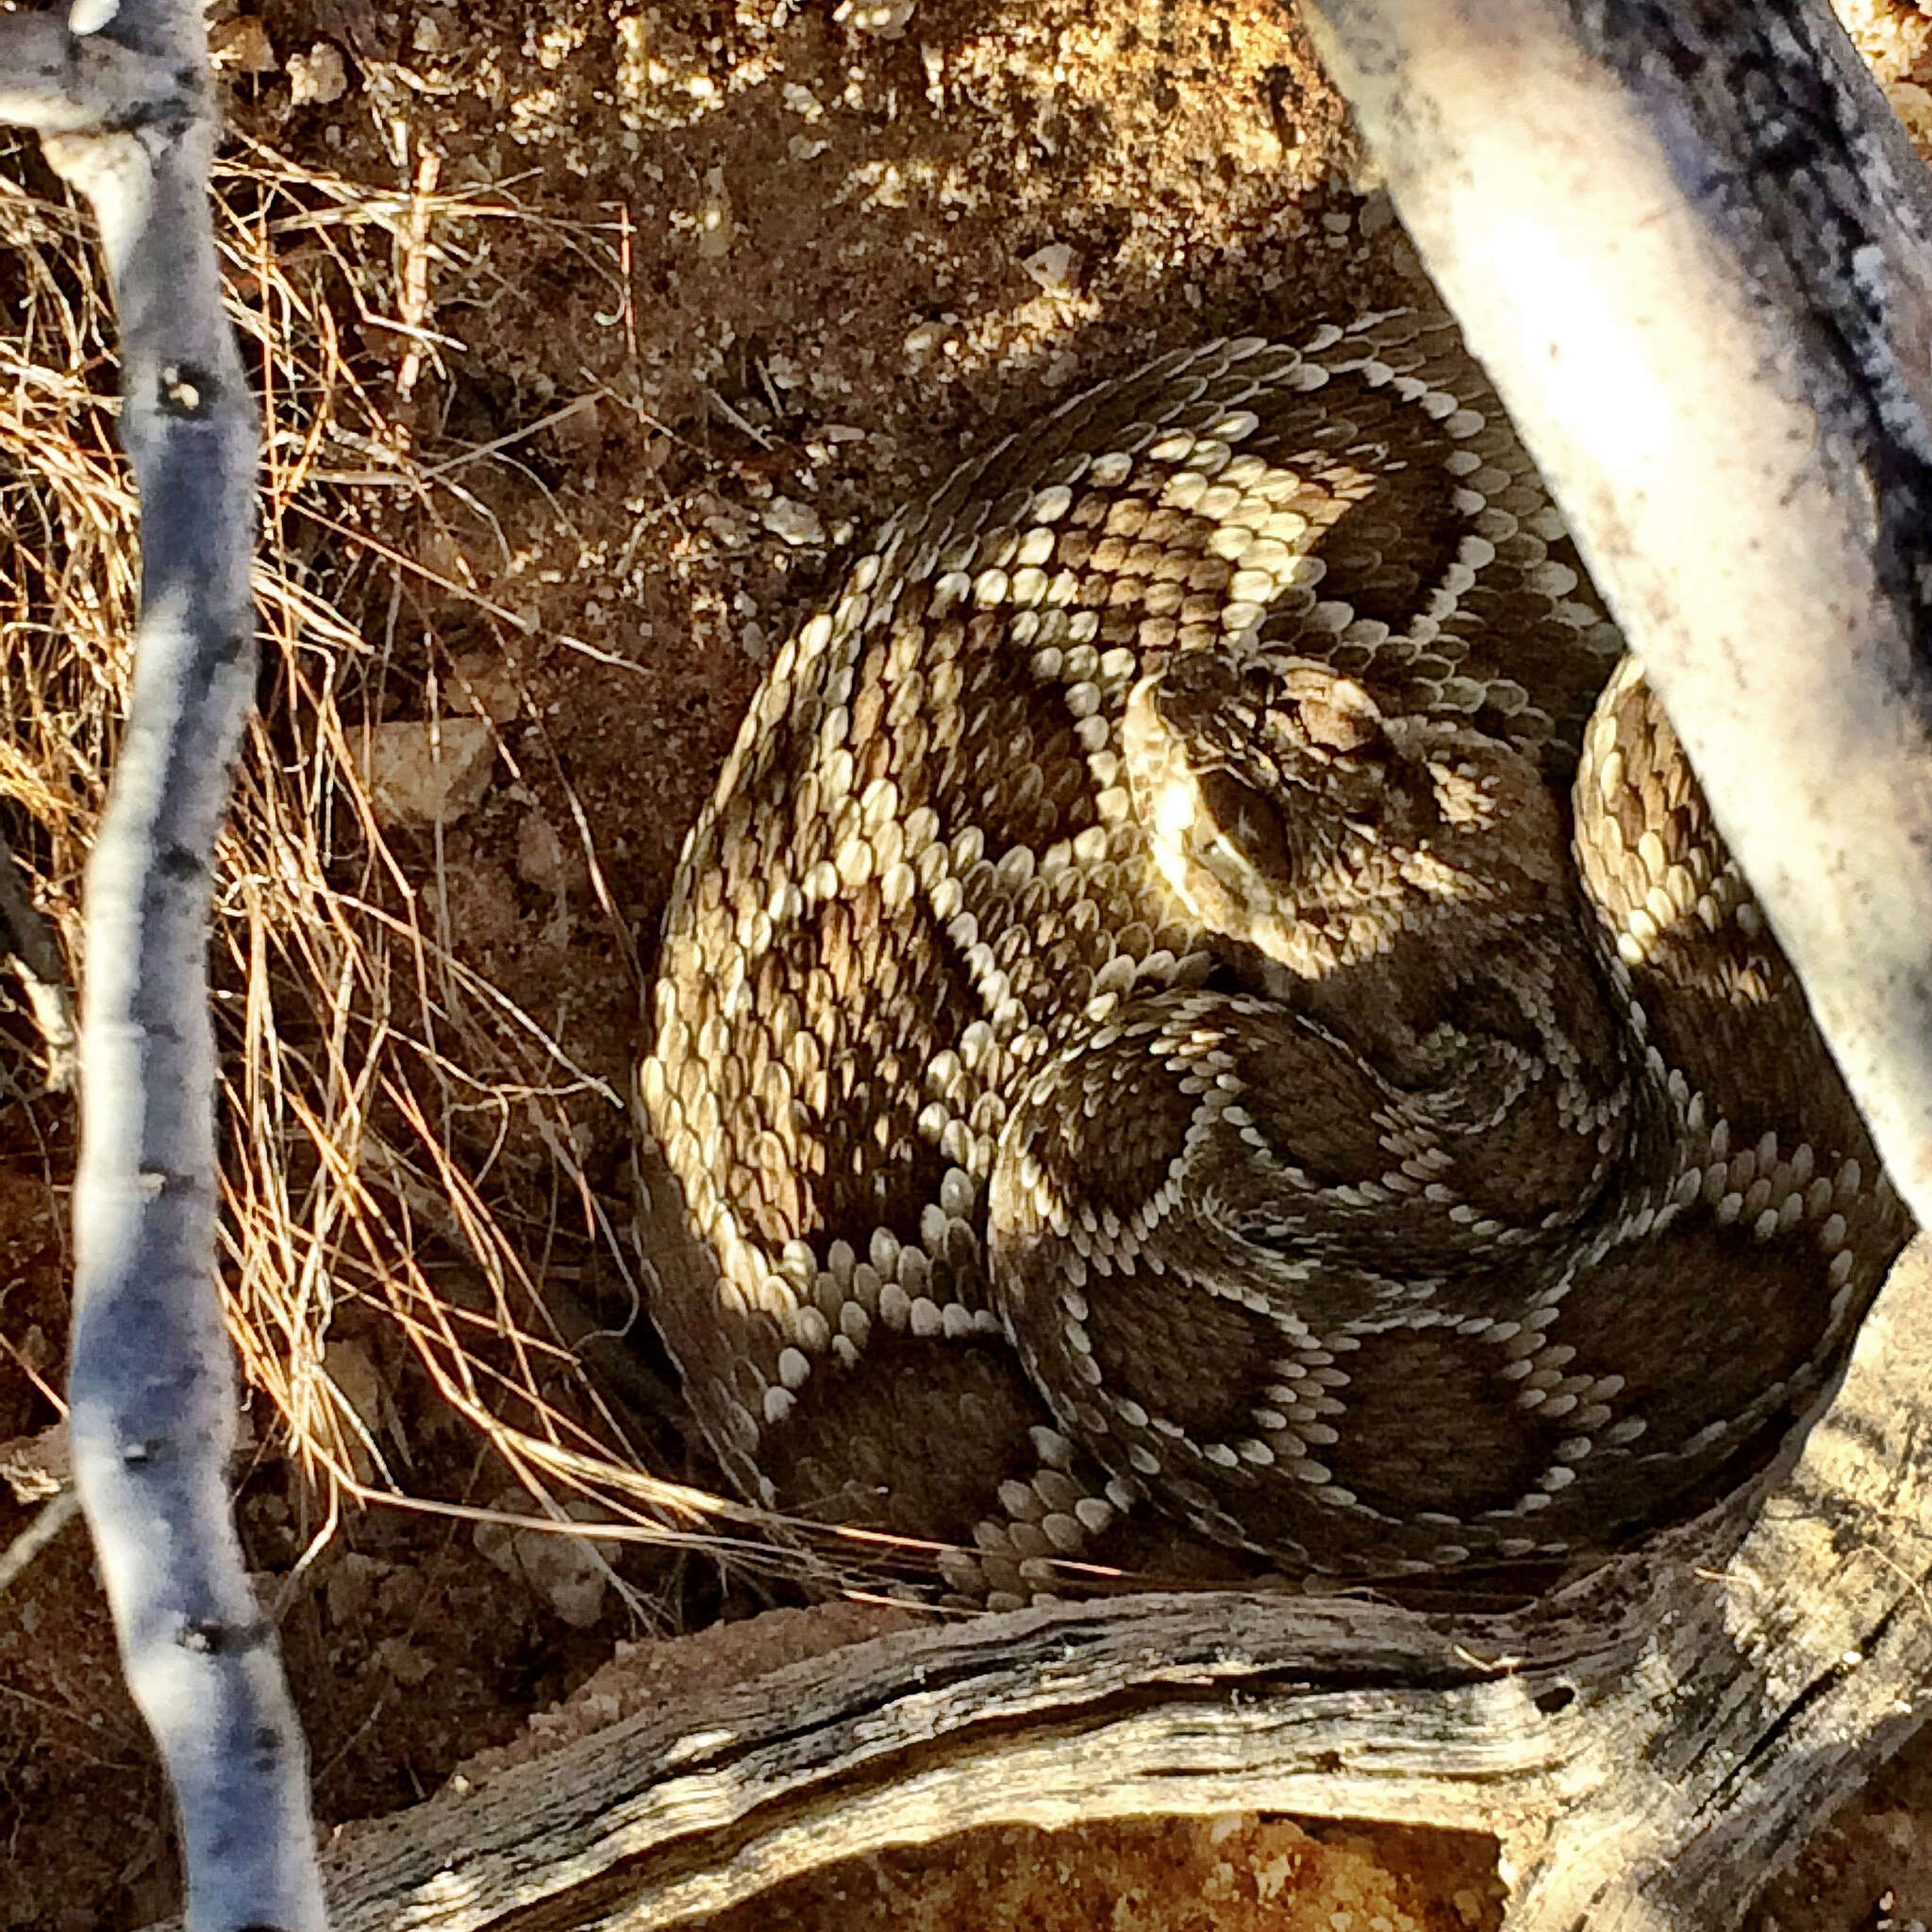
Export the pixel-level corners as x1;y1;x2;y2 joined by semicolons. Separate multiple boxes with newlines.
208;1238;1932;1931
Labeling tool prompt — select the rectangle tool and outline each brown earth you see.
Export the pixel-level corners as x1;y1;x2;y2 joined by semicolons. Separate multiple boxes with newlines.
4;1;1932;1926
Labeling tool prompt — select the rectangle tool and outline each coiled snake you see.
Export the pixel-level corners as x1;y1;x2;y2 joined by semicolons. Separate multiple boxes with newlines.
635;308;1911;1606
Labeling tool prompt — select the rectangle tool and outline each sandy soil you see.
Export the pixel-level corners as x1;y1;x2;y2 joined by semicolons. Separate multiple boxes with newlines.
4;0;1932;1926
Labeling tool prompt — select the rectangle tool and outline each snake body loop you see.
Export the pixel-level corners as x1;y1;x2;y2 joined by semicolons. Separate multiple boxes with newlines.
636;310;1910;1605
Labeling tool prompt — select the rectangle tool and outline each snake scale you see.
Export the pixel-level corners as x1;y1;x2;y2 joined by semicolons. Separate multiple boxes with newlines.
634;308;1912;1606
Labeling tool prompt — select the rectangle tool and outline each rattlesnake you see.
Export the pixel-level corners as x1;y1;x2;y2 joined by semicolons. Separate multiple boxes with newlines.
634;308;1911;1606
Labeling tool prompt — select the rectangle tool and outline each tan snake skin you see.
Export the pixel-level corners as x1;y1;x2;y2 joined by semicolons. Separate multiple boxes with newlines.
635;308;1911;1606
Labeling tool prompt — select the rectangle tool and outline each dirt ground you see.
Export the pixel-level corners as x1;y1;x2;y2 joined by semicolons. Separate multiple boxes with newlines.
4;0;1932;1926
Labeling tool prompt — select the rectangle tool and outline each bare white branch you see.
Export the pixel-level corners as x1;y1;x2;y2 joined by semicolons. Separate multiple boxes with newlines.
0;3;327;1928
1301;0;1932;1240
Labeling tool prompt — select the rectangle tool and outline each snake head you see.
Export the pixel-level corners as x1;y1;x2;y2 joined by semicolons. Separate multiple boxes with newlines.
1122;648;1567;977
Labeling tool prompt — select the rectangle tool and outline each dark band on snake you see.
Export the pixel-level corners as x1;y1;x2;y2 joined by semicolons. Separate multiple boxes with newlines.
636;308;1911;1608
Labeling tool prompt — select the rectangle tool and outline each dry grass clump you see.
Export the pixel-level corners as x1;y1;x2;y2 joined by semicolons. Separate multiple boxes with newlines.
0;130;764;1610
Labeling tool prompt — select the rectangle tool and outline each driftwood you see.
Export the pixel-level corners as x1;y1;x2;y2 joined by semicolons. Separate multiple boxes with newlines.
207;1233;1925;1931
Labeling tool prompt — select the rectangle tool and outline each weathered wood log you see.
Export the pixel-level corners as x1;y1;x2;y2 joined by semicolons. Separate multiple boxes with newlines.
177;1233;1926;1931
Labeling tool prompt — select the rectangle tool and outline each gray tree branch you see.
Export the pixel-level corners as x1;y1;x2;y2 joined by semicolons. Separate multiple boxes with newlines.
1299;0;1932;1237
0;4;326;1929
208;1238;1932;1932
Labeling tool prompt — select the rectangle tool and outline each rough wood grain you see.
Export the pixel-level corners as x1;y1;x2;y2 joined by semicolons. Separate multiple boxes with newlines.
198;1233;1928;1931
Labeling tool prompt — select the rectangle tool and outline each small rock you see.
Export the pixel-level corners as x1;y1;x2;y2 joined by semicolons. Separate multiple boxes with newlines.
374;1636;436;1686
17;1323;52;1373
474;1494;610;1629
1359;190;1397;239
903;319;947;360
325;1551;390;1626
1021;241;1080;293
362;718;496;828
289;41;349;107
449;651;520;724
761;497;825;546
515;812;568;896
210;15;277;73
0;1423;69;1504
519;1530;608;1628
323;1337;391;1486
696;164;736;259
833;0;917;35
694;491;756;548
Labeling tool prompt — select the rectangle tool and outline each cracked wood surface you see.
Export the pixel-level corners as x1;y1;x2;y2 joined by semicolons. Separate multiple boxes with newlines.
191;1235;1932;1931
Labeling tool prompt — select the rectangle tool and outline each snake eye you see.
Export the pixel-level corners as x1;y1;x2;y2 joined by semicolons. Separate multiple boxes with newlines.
1197;769;1298;889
